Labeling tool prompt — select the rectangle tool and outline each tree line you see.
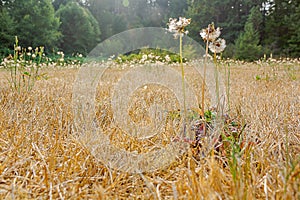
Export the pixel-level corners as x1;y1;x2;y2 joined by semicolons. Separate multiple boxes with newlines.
0;0;299;60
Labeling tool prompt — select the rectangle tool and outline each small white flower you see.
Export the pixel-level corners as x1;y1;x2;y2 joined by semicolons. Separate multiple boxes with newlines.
57;51;64;57
165;55;171;62
209;38;226;54
78;54;83;58
28;47;32;51
142;54;148;60
15;46;21;51
27;52;31;56
200;23;221;42
203;54;213;60
149;53;154;59
32;54;36;59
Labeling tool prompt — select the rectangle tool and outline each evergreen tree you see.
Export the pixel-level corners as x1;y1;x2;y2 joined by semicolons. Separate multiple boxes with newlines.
10;0;61;51
235;6;263;61
87;0;127;40
186;0;259;45
168;0;188;18
56;2;101;55
53;0;72;10
52;0;87;10
264;0;299;56
288;3;300;57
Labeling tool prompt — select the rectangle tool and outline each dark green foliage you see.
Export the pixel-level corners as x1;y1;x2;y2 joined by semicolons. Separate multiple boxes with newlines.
186;0;259;45
235;6;263;61
287;3;300;57
52;0;87;10
0;0;299;59
0;8;15;57
53;0;71;10
87;0;127;40
55;2;101;55
263;0;300;57
9;0;61;51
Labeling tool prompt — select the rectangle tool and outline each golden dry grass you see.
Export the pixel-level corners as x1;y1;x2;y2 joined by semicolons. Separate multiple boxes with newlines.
0;62;299;199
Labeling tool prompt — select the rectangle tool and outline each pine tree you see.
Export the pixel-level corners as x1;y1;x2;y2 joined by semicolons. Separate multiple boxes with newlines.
264;0;299;56
186;0;258;45
235;6;263;61
287;2;300;57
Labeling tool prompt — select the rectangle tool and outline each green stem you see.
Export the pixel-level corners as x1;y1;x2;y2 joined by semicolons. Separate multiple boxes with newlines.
202;39;209;118
200;38;210;136
214;52;220;109
227;62;230;112
13;40;18;90
180;34;187;135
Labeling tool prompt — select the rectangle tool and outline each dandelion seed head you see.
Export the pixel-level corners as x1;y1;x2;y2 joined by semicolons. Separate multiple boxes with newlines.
209;38;226;54
200;23;221;42
167;17;191;38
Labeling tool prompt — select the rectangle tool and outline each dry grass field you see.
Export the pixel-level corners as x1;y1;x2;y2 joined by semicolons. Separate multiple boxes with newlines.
0;61;299;199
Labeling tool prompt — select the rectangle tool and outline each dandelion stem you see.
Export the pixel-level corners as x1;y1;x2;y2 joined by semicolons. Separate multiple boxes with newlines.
214;52;220;110
227;62;231;112
201;37;209;136
180;35;187;136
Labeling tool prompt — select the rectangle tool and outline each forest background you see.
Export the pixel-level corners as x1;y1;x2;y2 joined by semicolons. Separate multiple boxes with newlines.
0;0;299;61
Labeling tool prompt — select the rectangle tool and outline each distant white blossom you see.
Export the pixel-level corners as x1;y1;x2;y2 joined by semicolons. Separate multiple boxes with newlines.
203;53;213;60
142;54;148;60
15;46;21;51
165;55;171;62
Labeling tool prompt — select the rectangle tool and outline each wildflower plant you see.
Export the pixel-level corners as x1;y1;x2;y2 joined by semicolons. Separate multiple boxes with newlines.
5;36;47;92
167;17;191;135
200;23;226;115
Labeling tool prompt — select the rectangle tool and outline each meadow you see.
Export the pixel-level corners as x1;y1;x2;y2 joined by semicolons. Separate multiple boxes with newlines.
0;57;299;199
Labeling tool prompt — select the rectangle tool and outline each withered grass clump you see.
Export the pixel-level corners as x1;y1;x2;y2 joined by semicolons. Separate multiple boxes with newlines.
0;63;299;199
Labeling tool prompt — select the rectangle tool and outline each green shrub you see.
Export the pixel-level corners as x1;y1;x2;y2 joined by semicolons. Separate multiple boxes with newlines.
115;48;186;64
